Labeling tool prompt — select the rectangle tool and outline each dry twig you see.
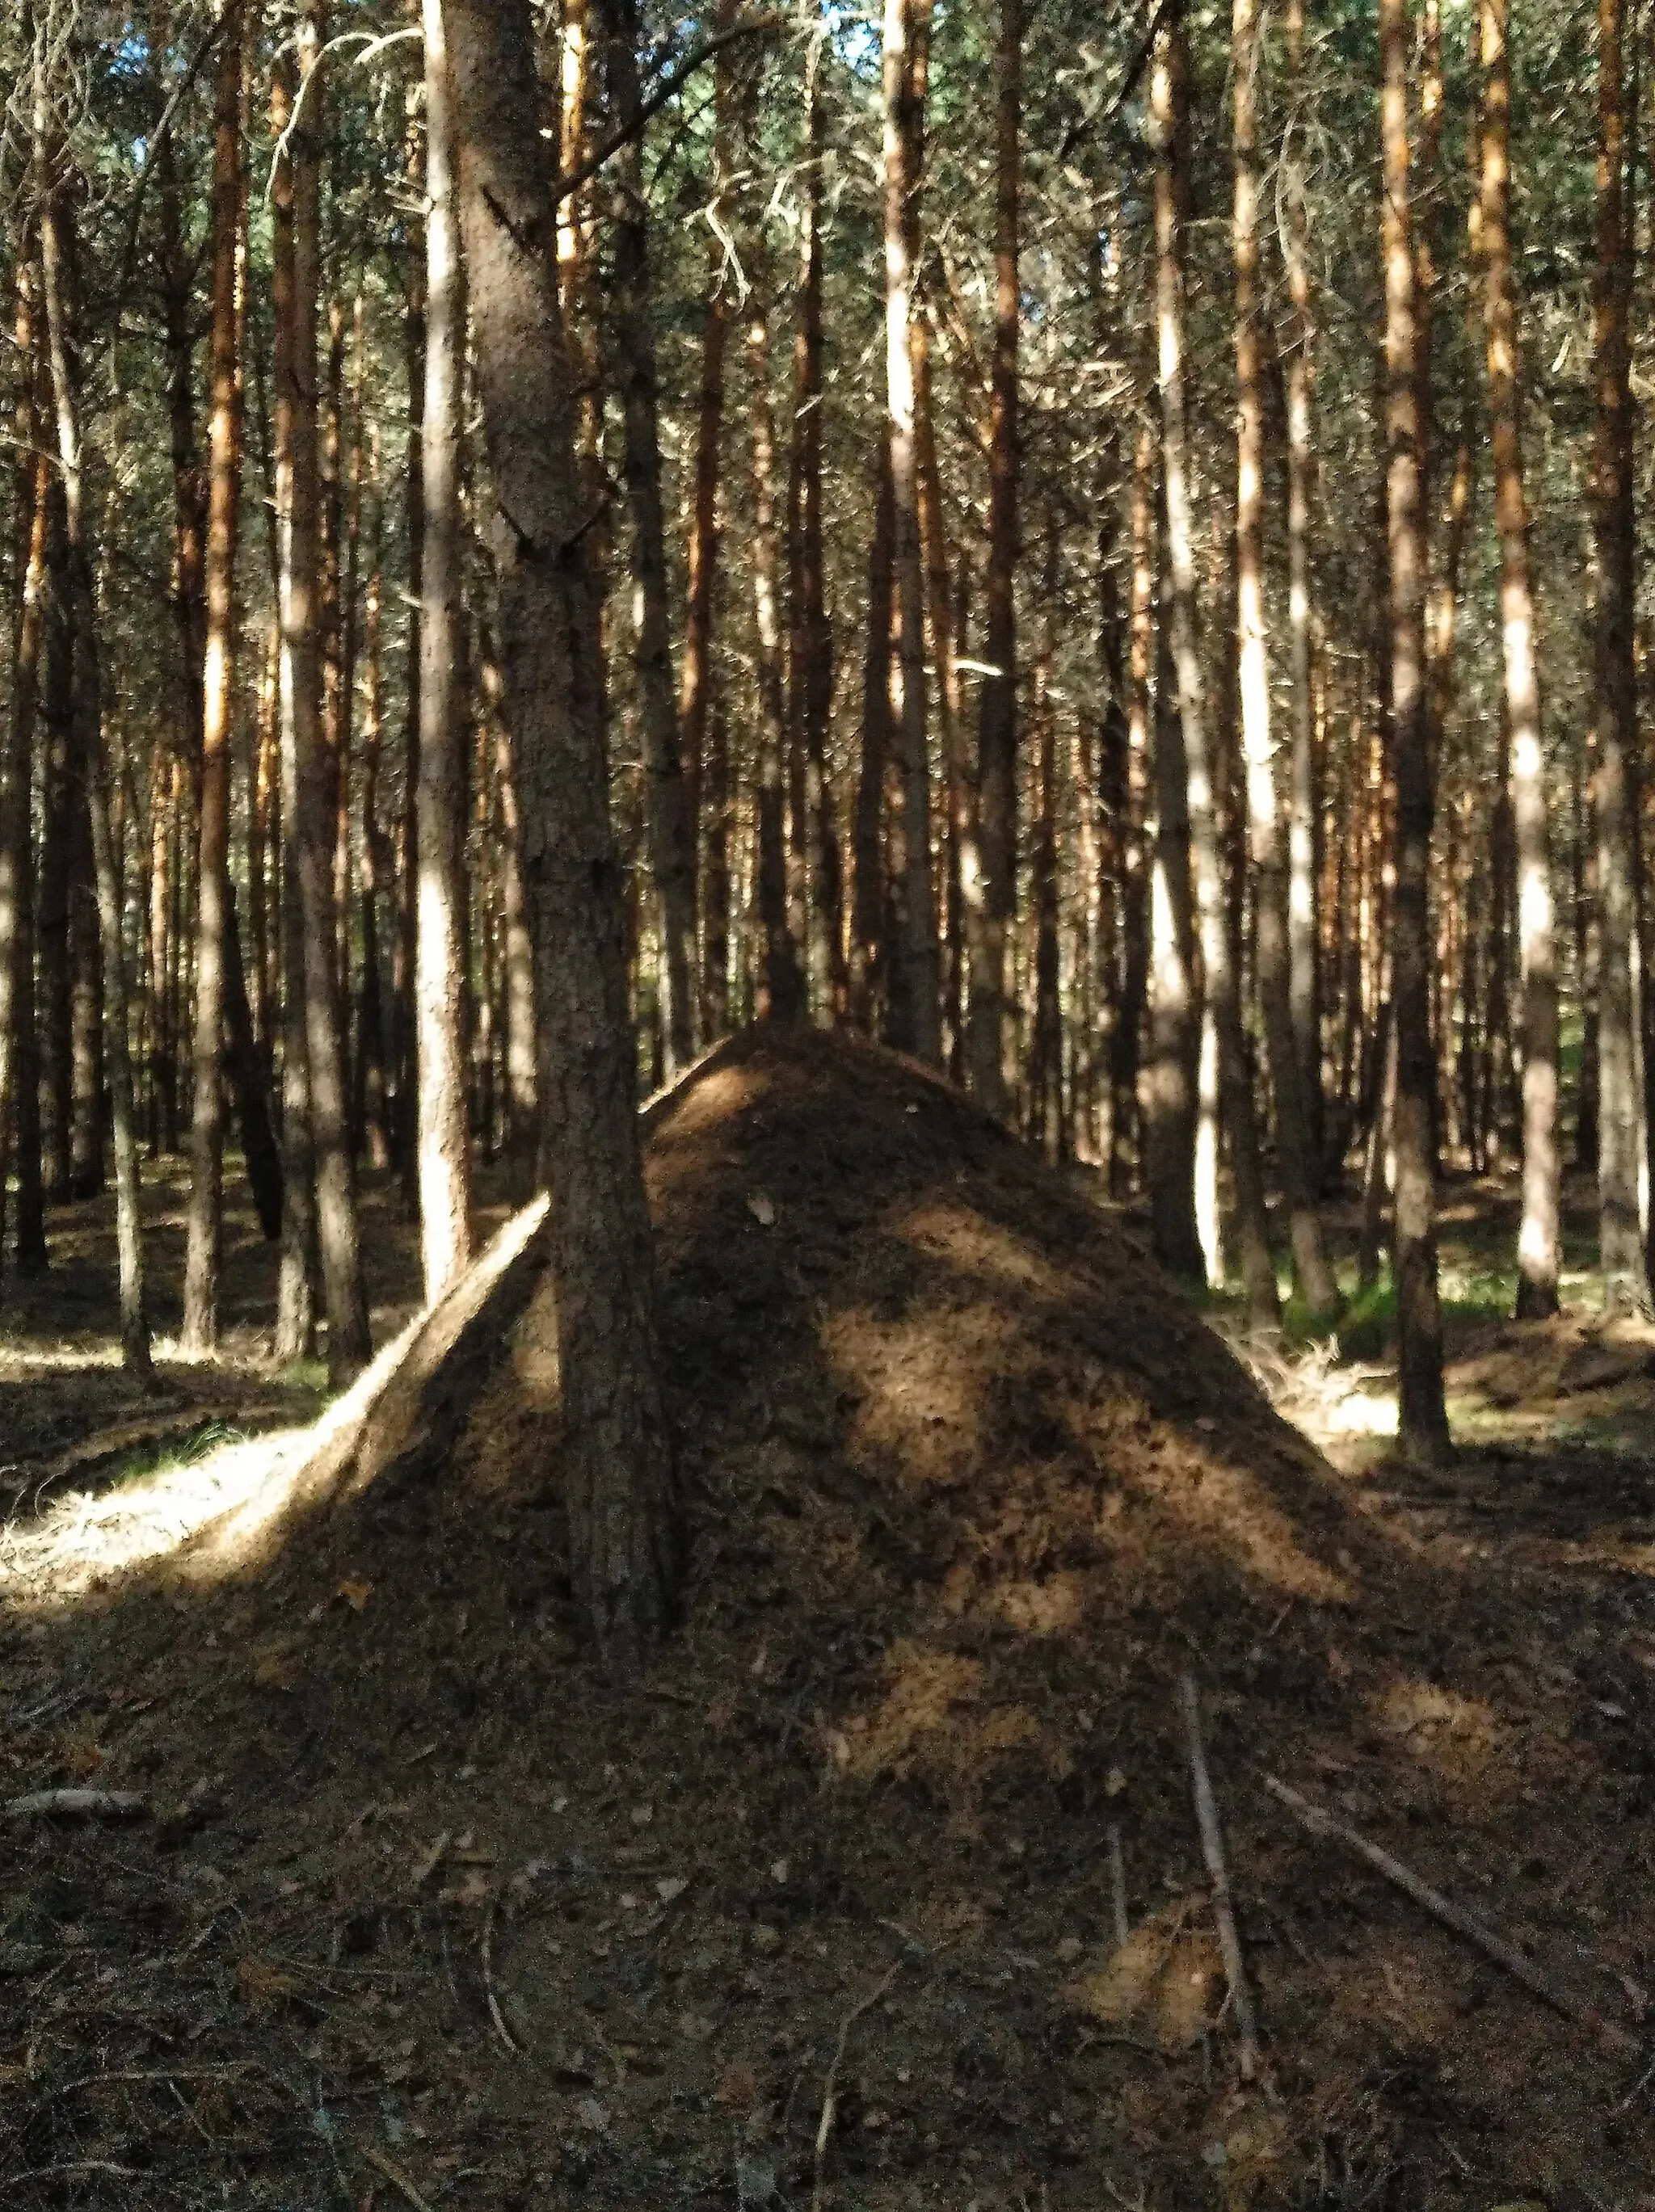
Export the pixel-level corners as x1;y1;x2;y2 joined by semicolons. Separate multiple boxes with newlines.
363;2144;437;2211
482;1891;522;2054
1108;1822;1129;1949
811;1957;902;2211
2;1787;146;1820
1181;1674;1261;2081
1265;1774;1640;2057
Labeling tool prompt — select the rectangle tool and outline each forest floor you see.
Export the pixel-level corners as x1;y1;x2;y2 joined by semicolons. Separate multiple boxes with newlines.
1;1032;1653;2210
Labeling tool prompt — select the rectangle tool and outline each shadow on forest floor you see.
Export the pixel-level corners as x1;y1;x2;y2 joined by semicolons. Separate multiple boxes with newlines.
1;1037;1653;2211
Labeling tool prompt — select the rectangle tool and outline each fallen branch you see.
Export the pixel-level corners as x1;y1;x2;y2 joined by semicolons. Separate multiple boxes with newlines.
2;1788;147;1821
1108;1821;1130;1949
1181;1674;1261;2082
1265;1775;1640;2057
482;1892;522;2055
811;1958;902;2212
362;2145;436;2212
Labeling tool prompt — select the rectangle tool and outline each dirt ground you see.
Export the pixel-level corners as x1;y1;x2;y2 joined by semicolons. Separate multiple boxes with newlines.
2;1029;1653;2210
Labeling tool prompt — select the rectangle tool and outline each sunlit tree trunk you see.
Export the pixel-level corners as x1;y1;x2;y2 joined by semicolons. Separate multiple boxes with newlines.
1478;0;1559;1317
354;429;391;1171
968;0;1022;1111
1282;0;1323;1161
1594;0;1649;1310
1381;0;1450;1453
1155;19;1277;1327
183;0;246;1353
1234;0;1337;1318
480;646;537;1196
448;0;682;1672
37;99;149;1377
415;0;475;1304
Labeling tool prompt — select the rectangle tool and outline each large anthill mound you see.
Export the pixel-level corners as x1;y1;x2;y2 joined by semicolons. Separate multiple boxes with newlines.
1;1028;1651;2209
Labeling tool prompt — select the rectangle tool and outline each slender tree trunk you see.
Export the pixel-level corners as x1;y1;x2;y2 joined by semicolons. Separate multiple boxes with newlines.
704;697;731;1036
449;0;682;1672
280;11;371;1380
851;427;895;1030
1381;0;1450;1453
680;11;734;926
1154;19;1278;1327
746;242;804;1025
1477;0;1559;1317
355;431;391;1171
272;59;318;1365
415;0;476;1304
1235;0;1337;1319
1594;0;1649;1310
37;118;149;1377
881;0;941;1064
1115;420;1156;1197
1028;524;1063;1161
594;0;699;1076
183;0;246;1352
968;0;1023;1111
1282;0;1324;1160
37;475;74;1197
3;268;48;1277
790;29;844;1025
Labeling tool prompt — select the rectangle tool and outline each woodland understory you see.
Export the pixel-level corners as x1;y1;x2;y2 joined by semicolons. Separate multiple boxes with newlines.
2;0;1655;2202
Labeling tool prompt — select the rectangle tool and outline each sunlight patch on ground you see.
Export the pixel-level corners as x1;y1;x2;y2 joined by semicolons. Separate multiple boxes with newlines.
0;1425;314;1602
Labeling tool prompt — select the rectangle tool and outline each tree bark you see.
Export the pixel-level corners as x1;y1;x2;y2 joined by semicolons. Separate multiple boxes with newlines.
1381;0;1451;1454
272;59;318;1368
881;0;941;1065
789;28;844;1026
1282;0;1323;1162
593;0;700;1078
280;7;371;1380
851;427;895;1032
37;113;149;1377
1478;0;1559;1318
968;0;1023;1112
1234;0;1337;1319
183;0;246;1353
415;0;477;1304
745;241;805;1026
1593;0;1649;1310
1156;18;1278;1328
448;0;683;1672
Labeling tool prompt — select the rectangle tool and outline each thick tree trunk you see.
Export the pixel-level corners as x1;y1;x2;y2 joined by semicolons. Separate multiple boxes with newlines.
481;650;537;1196
448;0;682;1672
415;0;476;1304
968;0;1022;1112
594;0;699;1077
1594;0;1649;1310
354;436;391;1171
183;0;246;1354
280;11;371;1380
1234;0;1337;1320
38;135;149;1377
394;225;424;1213
1156;19;1278;1327
881;0;941;1065
1479;0;1559;1318
1381;0;1451;1454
